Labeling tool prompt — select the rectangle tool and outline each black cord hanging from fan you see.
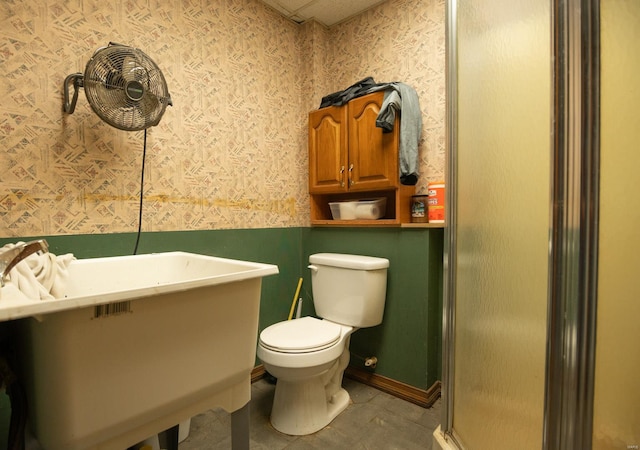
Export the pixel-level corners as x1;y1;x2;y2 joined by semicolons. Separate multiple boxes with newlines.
63;42;172;254
132;129;148;255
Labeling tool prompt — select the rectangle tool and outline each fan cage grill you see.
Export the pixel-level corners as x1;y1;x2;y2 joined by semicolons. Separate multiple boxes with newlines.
83;45;171;131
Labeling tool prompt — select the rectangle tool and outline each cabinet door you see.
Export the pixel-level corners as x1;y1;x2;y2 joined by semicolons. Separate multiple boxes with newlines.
309;105;348;193
347;92;399;191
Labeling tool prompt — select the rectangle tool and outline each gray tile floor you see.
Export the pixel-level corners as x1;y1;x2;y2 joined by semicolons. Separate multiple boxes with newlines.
180;377;441;449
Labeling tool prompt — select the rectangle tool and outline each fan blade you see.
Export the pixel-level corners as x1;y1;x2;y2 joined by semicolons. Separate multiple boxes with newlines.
89;79;129;108
138;91;161;124
103;50;127;81
122;56;143;83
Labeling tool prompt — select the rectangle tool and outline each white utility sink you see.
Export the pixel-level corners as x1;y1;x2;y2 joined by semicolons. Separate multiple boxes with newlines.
1;251;278;450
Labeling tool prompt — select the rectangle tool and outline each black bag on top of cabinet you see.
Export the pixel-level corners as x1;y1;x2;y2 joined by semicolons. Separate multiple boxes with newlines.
319;77;378;108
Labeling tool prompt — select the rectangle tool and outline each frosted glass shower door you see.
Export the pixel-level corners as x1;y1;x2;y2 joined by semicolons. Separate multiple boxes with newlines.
451;1;551;448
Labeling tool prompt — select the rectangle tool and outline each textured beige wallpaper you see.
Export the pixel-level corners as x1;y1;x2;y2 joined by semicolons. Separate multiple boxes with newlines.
0;0;444;237
323;0;446;194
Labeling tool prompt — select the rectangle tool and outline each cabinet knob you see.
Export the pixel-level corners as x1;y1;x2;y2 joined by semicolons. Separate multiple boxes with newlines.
340;165;345;187
349;164;355;186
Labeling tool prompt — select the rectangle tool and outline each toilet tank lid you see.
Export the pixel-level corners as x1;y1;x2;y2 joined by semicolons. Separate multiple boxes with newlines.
309;253;389;270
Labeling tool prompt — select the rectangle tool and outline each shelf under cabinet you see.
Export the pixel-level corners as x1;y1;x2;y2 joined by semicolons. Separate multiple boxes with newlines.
310;186;415;226
311;220;446;228
311;218;402;227
401;222;446;228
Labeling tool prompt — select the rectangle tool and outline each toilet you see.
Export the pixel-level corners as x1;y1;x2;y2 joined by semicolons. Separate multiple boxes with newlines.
257;253;389;435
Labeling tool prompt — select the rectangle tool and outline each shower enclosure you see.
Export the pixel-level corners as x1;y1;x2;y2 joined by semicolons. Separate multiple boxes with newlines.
437;1;640;449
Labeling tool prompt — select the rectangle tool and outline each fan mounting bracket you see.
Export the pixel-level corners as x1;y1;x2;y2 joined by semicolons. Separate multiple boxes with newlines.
63;73;84;114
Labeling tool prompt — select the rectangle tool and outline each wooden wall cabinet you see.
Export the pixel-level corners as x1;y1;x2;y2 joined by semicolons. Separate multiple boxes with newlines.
308;91;415;226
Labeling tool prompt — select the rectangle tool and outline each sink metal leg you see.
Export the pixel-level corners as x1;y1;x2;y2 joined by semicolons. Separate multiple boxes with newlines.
231;401;250;450
158;401;249;450
162;424;179;450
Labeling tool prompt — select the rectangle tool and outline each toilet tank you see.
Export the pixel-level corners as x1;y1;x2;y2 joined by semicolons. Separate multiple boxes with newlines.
308;253;389;327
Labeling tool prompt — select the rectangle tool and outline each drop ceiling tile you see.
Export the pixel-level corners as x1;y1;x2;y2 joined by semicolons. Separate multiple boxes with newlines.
297;0;386;26
260;0;387;27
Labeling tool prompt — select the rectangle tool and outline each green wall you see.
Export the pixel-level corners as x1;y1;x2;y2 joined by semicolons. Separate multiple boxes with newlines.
303;227;443;388
1;227;443;389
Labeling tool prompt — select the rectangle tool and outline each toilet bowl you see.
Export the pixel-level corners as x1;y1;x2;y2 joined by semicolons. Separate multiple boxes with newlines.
257;253;389;436
257;316;355;435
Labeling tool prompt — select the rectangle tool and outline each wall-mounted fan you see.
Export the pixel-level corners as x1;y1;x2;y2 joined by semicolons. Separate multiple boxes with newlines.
63;42;172;130
63;43;173;255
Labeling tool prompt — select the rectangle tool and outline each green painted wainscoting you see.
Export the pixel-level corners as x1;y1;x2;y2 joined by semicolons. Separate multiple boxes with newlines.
0;227;442;395
303;227;444;390
0;229;302;335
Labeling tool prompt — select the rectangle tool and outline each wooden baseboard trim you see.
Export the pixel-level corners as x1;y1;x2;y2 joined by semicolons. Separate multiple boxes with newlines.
251;365;266;383
345;366;441;409
252;364;441;409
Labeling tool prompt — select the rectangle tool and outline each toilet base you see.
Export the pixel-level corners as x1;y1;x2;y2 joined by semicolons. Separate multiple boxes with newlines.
260;330;354;436
270;376;351;436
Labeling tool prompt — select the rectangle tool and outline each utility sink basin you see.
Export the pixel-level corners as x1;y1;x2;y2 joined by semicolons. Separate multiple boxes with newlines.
1;252;278;450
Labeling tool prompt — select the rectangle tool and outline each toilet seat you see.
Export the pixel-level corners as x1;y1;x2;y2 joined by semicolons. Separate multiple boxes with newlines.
259;317;342;353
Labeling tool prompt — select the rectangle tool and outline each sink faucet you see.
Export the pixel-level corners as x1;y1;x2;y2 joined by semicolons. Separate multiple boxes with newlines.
0;239;49;287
